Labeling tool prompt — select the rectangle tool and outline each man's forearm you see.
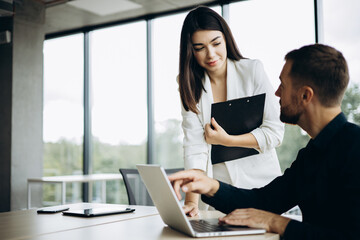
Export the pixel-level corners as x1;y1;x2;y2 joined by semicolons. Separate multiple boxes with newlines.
201;181;261;214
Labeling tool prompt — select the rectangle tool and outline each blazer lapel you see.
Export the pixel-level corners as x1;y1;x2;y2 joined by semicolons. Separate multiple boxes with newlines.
199;73;213;126
226;59;239;101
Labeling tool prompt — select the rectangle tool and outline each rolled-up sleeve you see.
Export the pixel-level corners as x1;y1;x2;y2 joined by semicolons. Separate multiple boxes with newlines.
181;103;209;171
250;60;284;153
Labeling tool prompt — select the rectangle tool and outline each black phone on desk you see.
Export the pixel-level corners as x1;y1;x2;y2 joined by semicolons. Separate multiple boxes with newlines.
62;207;135;217
37;206;70;214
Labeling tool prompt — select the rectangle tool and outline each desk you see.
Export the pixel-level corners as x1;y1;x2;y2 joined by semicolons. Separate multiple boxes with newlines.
0;203;157;240
27;174;123;209
0;203;279;240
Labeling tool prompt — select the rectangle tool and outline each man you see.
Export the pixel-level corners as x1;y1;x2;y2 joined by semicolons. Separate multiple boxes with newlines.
169;44;360;239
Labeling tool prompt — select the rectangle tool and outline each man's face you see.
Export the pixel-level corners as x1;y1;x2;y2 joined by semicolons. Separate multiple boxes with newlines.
275;60;303;124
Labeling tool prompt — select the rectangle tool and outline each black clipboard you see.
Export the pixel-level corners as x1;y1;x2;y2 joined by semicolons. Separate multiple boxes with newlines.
211;93;265;164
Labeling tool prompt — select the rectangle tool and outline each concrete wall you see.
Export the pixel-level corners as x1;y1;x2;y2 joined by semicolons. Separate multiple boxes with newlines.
11;0;45;210
0;0;45;211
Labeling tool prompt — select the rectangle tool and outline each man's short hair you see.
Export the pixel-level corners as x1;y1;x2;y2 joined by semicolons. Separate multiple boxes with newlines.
285;44;349;107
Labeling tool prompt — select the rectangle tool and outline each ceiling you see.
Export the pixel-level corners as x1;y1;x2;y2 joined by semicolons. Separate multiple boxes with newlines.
43;0;223;36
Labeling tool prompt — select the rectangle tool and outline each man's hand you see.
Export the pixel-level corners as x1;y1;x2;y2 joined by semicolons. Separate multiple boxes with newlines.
219;208;291;236
204;117;229;145
168;169;220;201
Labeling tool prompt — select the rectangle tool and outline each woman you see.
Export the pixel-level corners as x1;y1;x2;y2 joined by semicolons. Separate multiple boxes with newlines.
178;6;284;216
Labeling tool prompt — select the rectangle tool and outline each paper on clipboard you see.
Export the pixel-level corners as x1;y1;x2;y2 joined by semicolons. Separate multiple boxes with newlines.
211;93;265;164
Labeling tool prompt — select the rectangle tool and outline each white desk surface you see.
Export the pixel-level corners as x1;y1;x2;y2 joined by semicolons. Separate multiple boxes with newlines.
0;203;279;240
27;214;279;240
28;173;122;183
0;203;157;240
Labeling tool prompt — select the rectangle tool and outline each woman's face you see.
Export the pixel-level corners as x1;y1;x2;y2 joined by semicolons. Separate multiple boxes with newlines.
191;30;227;74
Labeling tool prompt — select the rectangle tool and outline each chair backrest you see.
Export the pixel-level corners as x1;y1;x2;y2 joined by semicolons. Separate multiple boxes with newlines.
119;168;183;206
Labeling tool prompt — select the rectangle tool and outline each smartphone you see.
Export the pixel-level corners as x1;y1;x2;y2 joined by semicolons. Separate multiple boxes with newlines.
37;206;70;214
62;207;135;217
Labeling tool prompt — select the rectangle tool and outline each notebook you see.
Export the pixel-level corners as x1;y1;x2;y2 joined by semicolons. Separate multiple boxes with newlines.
211;93;265;164
136;164;266;238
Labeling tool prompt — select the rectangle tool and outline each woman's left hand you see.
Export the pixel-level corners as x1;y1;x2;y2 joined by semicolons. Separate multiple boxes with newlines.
204;117;229;145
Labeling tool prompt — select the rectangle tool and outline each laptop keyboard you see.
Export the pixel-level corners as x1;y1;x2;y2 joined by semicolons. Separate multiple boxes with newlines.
190;219;229;233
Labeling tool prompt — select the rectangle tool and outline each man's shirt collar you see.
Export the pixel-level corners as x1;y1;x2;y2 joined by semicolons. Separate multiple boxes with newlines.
309;112;347;149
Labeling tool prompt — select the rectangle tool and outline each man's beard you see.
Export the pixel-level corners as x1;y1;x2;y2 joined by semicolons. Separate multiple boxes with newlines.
280;107;301;124
279;99;302;125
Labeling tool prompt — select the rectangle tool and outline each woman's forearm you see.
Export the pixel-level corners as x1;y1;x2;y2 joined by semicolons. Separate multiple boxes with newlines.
225;133;259;149
185;192;199;205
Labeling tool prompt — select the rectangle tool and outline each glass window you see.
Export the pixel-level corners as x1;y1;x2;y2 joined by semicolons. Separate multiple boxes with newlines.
229;0;315;171
323;0;360;86
229;0;315;88
43;34;84;205
90;21;147;203
323;0;360;125
153;12;187;168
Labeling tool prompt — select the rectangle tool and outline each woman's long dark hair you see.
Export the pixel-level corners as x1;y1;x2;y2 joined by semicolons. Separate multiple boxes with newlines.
179;6;244;113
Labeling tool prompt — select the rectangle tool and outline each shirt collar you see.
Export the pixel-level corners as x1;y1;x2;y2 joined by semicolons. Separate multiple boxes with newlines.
309;112;347;149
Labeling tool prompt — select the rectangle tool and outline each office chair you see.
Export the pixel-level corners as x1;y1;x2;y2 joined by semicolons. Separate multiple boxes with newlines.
119;168;184;206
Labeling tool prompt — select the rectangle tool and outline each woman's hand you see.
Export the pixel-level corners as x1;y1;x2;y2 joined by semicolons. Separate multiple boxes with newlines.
205;118;260;149
204;117;229;145
183;201;199;217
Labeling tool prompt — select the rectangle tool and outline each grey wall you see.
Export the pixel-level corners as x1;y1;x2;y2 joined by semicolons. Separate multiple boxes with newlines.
0;0;45;211
11;0;45;210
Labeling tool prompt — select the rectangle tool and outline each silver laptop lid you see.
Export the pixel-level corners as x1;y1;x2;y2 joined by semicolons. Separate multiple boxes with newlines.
137;164;195;236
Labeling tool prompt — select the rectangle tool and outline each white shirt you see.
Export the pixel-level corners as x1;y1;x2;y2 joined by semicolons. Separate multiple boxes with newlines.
181;59;284;190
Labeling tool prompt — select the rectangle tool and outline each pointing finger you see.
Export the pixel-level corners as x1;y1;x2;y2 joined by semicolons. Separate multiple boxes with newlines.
172;179;183;200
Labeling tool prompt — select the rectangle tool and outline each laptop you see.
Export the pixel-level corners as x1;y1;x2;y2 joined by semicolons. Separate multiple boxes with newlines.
136;164;266;238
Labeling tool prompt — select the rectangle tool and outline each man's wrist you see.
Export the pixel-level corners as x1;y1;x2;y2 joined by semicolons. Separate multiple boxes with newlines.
269;215;291;236
206;179;220;197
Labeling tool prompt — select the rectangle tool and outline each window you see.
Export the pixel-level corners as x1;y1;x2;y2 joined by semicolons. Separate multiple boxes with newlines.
323;0;360;85
229;0;315;171
229;0;315;88
43;34;84;205
323;0;360;125
90;21;147;203
152;12;186;168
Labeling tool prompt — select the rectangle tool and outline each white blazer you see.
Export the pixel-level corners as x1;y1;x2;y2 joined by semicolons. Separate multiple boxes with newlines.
181;59;284;190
